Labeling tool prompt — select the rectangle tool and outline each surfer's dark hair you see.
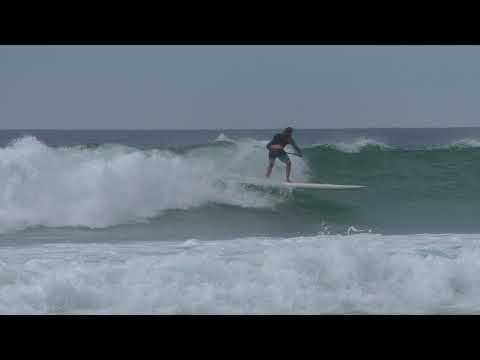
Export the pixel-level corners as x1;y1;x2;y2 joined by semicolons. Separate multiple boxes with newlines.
284;127;293;134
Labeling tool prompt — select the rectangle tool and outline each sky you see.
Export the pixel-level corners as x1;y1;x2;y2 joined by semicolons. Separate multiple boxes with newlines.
1;45;480;129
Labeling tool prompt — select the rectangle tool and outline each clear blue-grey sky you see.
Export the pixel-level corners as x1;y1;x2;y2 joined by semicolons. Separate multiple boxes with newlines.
1;45;480;129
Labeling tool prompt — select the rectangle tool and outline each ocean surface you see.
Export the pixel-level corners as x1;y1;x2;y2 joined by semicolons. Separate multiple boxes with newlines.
1;128;480;314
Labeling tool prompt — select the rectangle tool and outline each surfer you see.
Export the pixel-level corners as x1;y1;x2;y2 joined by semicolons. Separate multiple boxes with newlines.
265;127;303;182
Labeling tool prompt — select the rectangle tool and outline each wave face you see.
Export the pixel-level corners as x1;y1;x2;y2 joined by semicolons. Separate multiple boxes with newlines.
2;131;480;236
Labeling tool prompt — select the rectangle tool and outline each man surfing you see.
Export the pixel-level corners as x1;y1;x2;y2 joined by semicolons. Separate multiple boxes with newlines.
265;127;303;182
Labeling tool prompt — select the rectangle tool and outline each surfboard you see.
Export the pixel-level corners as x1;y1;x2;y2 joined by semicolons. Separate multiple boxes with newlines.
238;177;366;190
280;182;366;190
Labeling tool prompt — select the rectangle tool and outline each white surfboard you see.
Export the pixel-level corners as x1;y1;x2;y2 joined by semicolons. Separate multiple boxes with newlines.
280;182;366;190
238;177;366;190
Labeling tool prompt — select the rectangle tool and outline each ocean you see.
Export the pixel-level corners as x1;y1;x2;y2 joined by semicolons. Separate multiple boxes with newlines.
1;128;480;314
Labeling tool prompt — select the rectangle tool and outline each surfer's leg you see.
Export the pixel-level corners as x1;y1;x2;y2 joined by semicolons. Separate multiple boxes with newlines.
285;160;291;182
265;158;275;178
277;153;291;182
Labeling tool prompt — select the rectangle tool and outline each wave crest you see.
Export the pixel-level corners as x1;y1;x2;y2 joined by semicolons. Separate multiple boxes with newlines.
447;138;480;149
0;136;293;233
306;137;391;153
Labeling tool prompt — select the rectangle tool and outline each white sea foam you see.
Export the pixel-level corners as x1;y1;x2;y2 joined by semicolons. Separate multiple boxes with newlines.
214;133;235;142
447;138;480;148
331;137;390;153
307;137;480;152
1;233;480;314
0;136;304;233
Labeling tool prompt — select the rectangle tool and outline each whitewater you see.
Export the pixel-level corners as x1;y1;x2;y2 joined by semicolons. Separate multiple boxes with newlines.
0;136;289;233
2;233;480;314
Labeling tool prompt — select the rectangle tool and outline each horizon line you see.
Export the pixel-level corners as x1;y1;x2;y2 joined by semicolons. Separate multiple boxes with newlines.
2;126;480;131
